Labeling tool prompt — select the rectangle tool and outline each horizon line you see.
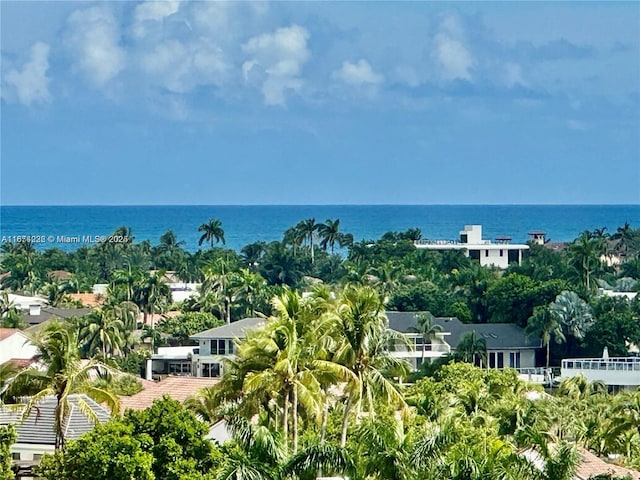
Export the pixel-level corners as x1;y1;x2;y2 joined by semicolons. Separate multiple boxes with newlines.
2;203;639;208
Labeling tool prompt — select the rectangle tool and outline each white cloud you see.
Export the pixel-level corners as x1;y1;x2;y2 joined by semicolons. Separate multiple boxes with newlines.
242;25;310;106
140;38;228;93
434;15;474;81
65;7;125;87
4;42;52;106
132;1;181;39
332;59;383;87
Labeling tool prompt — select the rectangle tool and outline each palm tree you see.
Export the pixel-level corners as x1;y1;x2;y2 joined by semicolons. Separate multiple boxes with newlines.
411;312;443;363
456;331;488;368
568;232;604;292
111;266;143;302
8;322;120;450
233;268;266;318
526;305;565;369
318;218;341;253
241;241;266;271
550;291;593;353
78;302;137;359
215;415;285;480
298;218;319;263
156;230;185;258
198;218;225;247
133;270;171;340
326;285;408;447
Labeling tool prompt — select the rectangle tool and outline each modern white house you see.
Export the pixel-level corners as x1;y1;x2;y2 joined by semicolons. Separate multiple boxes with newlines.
415;225;529;269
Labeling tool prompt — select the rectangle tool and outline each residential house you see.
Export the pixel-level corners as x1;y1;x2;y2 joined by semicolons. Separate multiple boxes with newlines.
0;394;111;477
190;317;265;377
414;225;529;269
386;312;542;371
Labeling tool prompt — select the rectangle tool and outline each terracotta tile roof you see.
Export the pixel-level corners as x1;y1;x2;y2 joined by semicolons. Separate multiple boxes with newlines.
68;293;104;307
0;328;20;341
7;358;37;368
120;376;219;412
48;270;73;281
575;448;640;480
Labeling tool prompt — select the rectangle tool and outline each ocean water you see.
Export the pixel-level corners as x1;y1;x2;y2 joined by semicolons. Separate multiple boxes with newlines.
0;205;638;253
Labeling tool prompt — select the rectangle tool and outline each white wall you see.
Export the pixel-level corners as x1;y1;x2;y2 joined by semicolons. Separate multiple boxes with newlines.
0;332;39;364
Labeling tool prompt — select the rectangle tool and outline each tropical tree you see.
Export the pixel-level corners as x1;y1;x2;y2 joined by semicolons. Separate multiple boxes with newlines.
456;331;488;368
133;270;170;331
409;312;443;363
7;322;120;450
78;303;134;359
568;232;605;293
298;218;319;264
318;218;341;253
526;305;565;369
325;285;408;447
198;218;226;247
550;291;594;354
0;425;15;480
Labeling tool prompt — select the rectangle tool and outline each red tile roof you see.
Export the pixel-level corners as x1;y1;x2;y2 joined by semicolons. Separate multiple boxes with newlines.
576;448;640;480
120;376;219;412
68;293;104;307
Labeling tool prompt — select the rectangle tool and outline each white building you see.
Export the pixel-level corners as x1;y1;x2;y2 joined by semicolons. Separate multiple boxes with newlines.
415;225;529;269
561;357;640;388
0;328;39;366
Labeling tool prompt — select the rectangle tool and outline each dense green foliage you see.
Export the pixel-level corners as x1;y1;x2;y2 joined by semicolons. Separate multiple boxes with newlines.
0;425;15;480
2;219;640;478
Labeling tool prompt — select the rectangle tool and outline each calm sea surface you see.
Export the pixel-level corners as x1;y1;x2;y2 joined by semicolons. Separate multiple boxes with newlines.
0;205;638;253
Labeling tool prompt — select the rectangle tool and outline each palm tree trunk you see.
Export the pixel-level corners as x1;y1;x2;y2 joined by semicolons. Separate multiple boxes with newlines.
320;398;328;444
283;389;289;454
340;394;354;448
546;341;550;370
292;385;298;453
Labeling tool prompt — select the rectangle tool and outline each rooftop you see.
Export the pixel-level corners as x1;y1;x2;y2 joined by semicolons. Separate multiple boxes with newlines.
0;394;111;446
120;376;220;412
191;317;265;340
386;312;540;350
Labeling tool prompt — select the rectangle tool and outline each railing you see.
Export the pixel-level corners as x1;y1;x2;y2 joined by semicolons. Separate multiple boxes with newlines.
415;239;463;246
562;357;640;372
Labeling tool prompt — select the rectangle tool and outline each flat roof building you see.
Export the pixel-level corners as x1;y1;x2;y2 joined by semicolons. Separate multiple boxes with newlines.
415;225;529;269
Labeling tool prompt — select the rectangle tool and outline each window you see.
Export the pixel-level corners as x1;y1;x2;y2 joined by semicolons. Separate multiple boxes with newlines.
211;339;228;355
497;352;504;368
12;453;20;460
509;352;520;368
469;250;480;260
499;249;503;257
485;250;489;257
202;363;221;377
169;362;191;375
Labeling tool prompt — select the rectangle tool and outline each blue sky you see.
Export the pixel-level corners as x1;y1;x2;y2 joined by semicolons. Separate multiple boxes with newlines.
1;1;638;205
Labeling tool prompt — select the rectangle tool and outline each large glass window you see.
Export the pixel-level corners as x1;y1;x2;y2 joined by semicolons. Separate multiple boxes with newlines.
169;362;191;375
202;363;221;377
211;339;229;355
